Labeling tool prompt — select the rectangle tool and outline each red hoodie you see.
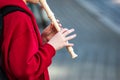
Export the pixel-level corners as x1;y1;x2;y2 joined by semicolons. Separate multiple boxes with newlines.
0;0;56;80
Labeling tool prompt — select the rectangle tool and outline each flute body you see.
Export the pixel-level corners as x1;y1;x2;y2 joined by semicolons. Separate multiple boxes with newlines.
39;0;78;58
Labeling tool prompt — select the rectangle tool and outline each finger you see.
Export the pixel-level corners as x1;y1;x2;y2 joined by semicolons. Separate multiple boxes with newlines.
65;42;74;47
63;28;75;37
50;23;56;30
51;20;62;29
65;34;77;41
60;28;68;33
56;19;60;23
59;23;62;28
56;19;62;28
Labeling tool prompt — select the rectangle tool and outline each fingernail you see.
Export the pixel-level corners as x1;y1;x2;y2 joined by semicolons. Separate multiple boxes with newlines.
59;24;62;27
71;28;75;31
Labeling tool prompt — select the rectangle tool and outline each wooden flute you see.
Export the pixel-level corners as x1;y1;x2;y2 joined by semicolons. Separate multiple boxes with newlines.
39;0;78;59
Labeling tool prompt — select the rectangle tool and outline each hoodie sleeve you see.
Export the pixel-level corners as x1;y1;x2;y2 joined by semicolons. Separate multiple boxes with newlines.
5;11;56;79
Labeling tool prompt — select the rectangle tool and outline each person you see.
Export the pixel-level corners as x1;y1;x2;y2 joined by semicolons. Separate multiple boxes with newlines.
0;0;76;80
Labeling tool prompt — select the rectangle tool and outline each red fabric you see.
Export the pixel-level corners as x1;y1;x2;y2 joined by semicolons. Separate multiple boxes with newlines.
0;0;56;80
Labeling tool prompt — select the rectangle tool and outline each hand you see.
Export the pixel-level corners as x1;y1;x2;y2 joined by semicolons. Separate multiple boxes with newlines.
48;28;77;51
41;20;62;44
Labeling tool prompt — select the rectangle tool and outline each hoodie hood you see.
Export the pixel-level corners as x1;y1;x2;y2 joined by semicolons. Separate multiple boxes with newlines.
0;0;33;16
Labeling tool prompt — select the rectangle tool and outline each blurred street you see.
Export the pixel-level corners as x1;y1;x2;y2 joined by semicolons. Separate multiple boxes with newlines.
76;0;120;34
40;0;120;80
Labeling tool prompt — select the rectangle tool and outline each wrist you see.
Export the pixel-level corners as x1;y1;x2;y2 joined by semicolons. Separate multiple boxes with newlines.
48;41;57;51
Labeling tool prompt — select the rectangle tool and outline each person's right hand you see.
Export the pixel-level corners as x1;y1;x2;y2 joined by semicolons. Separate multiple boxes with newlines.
48;28;76;51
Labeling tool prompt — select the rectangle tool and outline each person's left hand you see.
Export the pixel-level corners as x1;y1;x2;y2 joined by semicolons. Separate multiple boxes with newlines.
41;20;62;44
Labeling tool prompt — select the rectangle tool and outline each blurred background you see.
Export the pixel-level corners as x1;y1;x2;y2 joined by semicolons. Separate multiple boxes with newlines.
29;0;120;80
